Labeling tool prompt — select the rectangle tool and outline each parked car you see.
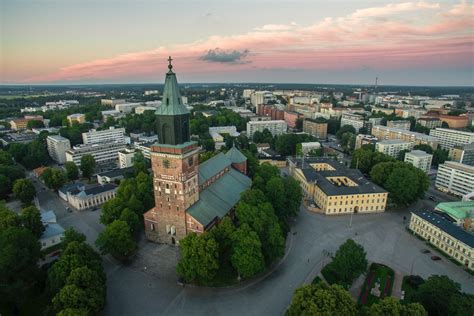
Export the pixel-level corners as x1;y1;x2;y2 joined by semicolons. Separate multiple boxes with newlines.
431;256;441;261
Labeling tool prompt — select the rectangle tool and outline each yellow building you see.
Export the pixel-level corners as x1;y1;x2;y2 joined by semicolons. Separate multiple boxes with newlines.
67;113;86;125
409;211;474;271
288;157;388;215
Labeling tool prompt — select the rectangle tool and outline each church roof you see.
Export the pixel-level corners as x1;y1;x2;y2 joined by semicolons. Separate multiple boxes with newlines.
225;145;247;164
155;57;190;116
187;168;252;227
198;152;232;184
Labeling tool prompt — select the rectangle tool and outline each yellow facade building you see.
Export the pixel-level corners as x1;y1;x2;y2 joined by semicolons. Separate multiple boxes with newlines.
288;158;388;215
67;113;86;125
409;211;474;271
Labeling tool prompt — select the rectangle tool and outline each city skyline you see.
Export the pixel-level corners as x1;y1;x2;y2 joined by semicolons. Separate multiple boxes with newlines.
1;0;473;86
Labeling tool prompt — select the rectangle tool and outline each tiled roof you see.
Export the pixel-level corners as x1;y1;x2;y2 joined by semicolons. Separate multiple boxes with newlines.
187;168;252;227
225;146;247;164
198;152;232;184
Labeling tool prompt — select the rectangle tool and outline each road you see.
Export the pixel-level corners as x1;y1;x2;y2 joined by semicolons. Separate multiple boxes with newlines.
30;173;473;316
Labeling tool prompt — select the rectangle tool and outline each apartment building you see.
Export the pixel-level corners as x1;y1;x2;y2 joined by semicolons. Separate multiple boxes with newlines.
375;139;412;158
67;113;85;125
355;134;378;149
387;120;411;130
46;135;71;164
65;141;127;171
409;211;473;271
404;150;433;173
429;128;474;150
246;120;287;138
340;112;365;131
288;157;388;215
118;148;136;168
449;143;474;166
417;117;443;129
82;127;126;145
101;99;126;107
371;125;439;149
435;161;474;197
303;119;328;139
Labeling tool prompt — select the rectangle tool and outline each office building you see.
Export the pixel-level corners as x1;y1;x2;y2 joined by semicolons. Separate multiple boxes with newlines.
246;120;287;138
387;120;411;130
371;125;439;149
417;117;442;129
46;135;71;164
449;143;474;166
303;119;328;139
340;112;365;131
355;134;377;149
301;142;321;154
101;99;125;107
404;150;433;173
0;132;37;146
435;161;474;197
101;110;125;121
288;157;387;215
409;211;473;271
135;106;158;114
115;102;142;113
67;113;85;125
118;148;136;168
375;139;412;158
429;128;474;150
82;127;125;145
65;142;127;171
209;126;239;149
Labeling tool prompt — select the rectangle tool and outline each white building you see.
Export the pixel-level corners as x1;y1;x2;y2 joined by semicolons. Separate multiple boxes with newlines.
82;127;125;145
118;148;136;168
404;150;433;173
66;183;118;211
101;110;125;121
387;120;411;130
435;161;474;197
250;91;275;108
101;99;126;107
243;89;255;98
135;106;158;114
301;142;321;154
65;142;127;171
115;102;142;113
209;126;240;149
246;120;287;138
429;128;474;150
340;112;365;131
39;210;65;250
144;90;159;96
375;139;412;158
46;135;71;164
134;142;152;159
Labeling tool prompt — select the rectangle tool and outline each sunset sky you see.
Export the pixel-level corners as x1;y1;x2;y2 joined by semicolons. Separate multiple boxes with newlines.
1;0;473;85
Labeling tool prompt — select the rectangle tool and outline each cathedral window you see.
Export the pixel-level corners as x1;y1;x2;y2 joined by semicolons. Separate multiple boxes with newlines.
150;223;155;231
166;225;171;234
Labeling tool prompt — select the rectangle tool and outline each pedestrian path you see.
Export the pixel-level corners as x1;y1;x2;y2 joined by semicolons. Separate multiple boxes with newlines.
391;270;405;300
348;273;366;300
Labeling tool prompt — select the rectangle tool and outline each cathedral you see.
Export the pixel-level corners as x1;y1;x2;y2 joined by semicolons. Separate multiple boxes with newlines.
143;58;252;245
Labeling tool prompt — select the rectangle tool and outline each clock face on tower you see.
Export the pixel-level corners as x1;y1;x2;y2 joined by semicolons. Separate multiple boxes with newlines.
163;159;170;168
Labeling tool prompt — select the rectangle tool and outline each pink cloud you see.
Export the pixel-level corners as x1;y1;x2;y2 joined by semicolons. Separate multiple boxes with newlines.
21;1;473;83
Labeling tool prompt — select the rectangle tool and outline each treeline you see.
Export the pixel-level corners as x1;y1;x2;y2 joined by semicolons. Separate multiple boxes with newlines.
252;129;318;156
0;149;26;200
176;163;302;285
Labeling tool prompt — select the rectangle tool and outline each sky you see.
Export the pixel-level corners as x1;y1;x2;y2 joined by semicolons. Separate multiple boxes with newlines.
0;0;473;86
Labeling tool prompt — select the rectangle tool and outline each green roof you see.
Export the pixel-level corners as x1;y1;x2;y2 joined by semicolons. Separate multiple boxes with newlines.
225;145;247;164
187;168;251;226
198;152;232;184
435;201;474;220
155;65;189;116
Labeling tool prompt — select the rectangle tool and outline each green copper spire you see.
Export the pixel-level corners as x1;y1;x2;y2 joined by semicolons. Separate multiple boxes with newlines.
155;56;190;116
156;56;191;145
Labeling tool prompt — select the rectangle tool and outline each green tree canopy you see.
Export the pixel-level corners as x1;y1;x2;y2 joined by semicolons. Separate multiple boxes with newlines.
42;167;67;190
80;154;96;179
176;233;220;284
12;178;36;204
286;283;357;316
95;220;136;260
20;206;45;238
230;224;265;279
369;297;427;316
326;239;368;286
64;161;79;181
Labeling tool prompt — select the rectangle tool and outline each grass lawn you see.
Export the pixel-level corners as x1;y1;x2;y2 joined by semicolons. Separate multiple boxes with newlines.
358;263;395;306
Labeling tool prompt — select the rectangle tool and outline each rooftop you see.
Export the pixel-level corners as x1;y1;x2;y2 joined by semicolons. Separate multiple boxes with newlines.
435;201;474;220
291;157;387;196
225;145;247;164
407;150;432;157
412;211;474;248
97;167;134;179
378;139;411;145
199;152;232;184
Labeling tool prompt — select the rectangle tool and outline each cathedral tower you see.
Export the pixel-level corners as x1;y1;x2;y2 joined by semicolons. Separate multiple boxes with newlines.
143;57;200;244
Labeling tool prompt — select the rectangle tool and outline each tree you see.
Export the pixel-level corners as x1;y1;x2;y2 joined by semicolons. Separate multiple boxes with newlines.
176;233;220;284
432;149;449;167
397;149;410;161
286;283;357;316
326;239;368;286
119;208;140;233
410;275;474;316
336;125;356;139
20;206;45;238
42;167;67;190
0;204;20;229
132;152;148;175
0;149;13;165
0;227;41;305
265;177;286;220
230;224;265;279
12;178;36;204
80;154;96;179
64;161;79;181
26;120;45;129
369;297;427;316
209;216;235;269
283;176;303;218
413;144;433;154
62;228;86;247
95;220;136;260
